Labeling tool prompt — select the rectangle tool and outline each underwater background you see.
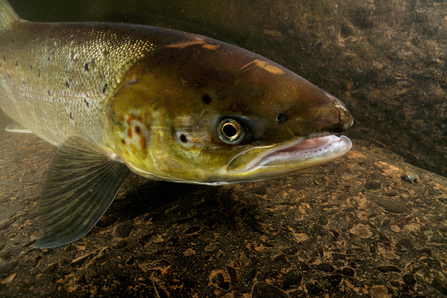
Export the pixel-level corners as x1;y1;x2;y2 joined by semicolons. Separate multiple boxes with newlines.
1;0;446;297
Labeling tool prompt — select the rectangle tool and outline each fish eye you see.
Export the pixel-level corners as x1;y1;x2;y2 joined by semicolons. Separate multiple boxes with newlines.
218;119;244;144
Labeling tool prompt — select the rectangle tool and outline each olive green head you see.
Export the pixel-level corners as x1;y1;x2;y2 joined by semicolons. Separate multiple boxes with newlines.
108;34;353;184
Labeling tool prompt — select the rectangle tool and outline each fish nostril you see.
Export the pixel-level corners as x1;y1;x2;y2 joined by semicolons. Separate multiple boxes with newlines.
331;101;354;130
335;114;354;132
276;112;288;123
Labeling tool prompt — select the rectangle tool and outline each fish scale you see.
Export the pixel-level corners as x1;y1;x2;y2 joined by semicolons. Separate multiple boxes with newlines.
0;21;154;146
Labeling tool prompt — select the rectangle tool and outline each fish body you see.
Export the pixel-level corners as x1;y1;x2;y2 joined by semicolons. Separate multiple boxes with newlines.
0;0;353;248
0;20;162;147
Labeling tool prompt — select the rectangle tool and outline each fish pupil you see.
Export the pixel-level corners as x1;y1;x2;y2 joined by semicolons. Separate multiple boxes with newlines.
217;119;246;144
223;124;238;138
180;134;188;143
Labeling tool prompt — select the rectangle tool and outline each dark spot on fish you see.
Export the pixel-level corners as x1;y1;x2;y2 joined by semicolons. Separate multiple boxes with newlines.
25;95;27;101
180;134;188;143
7;73;10;80
128;128;132;138
38;68;41;77
276;112;288;123
22;80;25;86
121;139;126;145
48;90;51;96
15;60;18;67
103;50;109;56
202;95;211;103
48;53;52;61
103;84;108;94
135;126;141;134
30;65;32;70
119;116;125;122
11;39;14;43
84;63;89;71
84;98;90;107
2;55;5;62
69;112;73;119
66;81;70;88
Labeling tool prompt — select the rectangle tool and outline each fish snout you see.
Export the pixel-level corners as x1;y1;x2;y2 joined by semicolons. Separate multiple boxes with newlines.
326;93;354;133
275;86;354;138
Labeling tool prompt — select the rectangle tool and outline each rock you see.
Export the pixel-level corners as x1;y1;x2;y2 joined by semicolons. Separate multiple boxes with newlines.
350;223;373;239
370;285;390;298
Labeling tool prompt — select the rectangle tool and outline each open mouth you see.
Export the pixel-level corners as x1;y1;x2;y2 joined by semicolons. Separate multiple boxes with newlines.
227;135;352;173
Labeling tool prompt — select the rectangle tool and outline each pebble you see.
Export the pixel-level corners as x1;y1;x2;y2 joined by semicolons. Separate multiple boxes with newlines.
370;285;390;298
350;223;373;238
183;248;196;256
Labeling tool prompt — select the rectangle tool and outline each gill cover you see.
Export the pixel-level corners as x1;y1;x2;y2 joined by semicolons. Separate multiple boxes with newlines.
108;76;166;180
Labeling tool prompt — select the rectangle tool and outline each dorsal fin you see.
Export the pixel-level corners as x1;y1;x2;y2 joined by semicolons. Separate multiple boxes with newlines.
0;0;20;33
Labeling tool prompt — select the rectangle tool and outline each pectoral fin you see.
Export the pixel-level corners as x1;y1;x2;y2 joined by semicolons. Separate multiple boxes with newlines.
5;123;31;133
34;136;130;249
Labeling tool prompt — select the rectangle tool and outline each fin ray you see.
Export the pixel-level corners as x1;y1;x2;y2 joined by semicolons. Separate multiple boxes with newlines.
35;137;130;249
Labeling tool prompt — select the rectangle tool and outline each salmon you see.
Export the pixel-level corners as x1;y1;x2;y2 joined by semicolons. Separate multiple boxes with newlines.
0;0;353;248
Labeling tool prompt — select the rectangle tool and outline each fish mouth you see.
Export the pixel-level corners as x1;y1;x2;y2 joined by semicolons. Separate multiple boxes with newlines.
227;135;352;174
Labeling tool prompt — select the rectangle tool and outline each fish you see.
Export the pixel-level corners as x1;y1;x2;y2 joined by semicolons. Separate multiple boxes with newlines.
0;0;354;248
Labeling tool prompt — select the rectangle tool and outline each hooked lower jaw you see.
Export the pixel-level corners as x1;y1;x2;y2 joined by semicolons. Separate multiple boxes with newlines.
227;135;352;174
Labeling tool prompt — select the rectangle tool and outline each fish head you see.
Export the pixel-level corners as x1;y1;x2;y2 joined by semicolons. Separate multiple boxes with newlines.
108;34;354;184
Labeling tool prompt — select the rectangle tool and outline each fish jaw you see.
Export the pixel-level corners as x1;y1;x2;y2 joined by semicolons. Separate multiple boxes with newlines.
226;135;351;179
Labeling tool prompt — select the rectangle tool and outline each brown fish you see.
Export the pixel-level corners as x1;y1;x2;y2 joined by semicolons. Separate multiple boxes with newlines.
0;0;353;248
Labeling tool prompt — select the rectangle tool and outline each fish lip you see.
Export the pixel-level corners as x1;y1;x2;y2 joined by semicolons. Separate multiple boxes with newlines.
227;134;352;174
